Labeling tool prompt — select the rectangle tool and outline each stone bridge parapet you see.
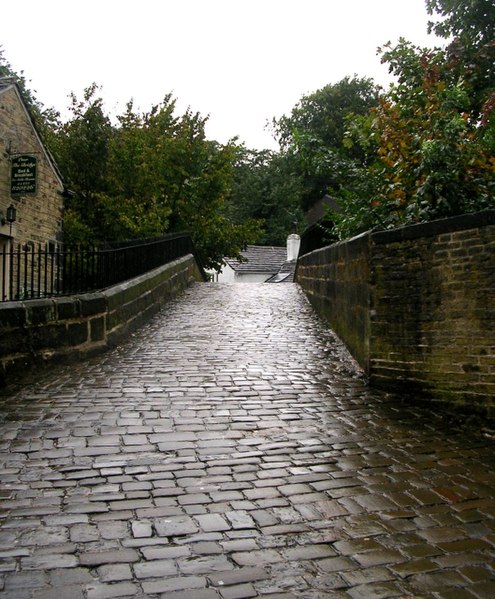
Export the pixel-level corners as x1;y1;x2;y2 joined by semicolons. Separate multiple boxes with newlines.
296;209;495;416
0;254;202;384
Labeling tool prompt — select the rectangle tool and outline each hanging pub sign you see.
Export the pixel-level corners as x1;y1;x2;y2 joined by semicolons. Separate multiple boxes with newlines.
11;154;37;195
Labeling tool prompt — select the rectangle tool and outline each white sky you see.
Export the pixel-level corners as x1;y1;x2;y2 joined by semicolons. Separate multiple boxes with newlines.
1;0;441;150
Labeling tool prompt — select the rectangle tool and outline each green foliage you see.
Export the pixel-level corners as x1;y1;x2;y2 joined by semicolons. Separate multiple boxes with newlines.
303;3;495;241
52;84;113;240
62;208;95;245
170;139;264;270
426;0;495;118
330;39;494;239
5;0;494;260
273;76;380;154
227;147;303;246
272;77;381;211
52;87;262;269
379;40;493;217
426;0;495;46
1;49;263;270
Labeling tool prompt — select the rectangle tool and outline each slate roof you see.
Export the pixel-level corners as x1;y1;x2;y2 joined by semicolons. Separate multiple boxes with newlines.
304;194;341;227
265;260;297;283
225;245;287;274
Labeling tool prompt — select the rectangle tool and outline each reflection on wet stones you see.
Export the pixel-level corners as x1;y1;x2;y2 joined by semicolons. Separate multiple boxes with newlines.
0;282;495;596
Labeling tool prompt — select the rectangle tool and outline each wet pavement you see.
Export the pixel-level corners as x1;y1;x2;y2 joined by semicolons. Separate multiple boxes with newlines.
1;282;495;598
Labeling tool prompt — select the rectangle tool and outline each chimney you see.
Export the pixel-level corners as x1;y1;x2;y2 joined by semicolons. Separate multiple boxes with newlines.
287;234;301;262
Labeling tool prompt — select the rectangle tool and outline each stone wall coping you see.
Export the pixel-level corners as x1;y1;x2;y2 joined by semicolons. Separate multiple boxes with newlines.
296;209;495;414
371;209;495;245
0;254;195;321
0;254;201;385
299;209;495;263
298;230;370;262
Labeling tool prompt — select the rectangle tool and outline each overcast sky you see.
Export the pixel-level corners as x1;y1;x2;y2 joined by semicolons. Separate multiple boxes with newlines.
1;0;441;150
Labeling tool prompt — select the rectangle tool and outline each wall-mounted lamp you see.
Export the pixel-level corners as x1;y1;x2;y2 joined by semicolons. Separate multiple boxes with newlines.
6;203;16;236
6;204;16;224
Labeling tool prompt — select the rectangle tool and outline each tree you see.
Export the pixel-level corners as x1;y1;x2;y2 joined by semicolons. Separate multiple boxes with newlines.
272;77;380;211
55;88;262;269
274;76;379;155
381;39;493;216
53;84;113;241
426;0;494;46
426;0;495;119
329;39;494;239
169;138;263;270
227;147;303;246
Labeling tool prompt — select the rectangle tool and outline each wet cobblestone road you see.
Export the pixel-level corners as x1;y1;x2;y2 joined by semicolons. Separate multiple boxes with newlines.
1;282;495;598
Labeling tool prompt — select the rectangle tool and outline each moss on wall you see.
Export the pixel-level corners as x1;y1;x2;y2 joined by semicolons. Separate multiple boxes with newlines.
297;210;495;415
0;255;202;385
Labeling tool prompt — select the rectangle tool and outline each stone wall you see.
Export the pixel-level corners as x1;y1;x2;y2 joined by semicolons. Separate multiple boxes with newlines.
0;255;202;385
0;84;64;246
295;232;371;369
296;210;495;415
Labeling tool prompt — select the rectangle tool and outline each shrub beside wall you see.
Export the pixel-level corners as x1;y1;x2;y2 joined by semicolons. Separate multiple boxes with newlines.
0;255;202;385
296;210;495;415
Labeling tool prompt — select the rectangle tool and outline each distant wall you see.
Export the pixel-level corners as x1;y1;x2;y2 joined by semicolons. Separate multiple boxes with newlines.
296;210;495;415
214;266;274;283
0;254;202;385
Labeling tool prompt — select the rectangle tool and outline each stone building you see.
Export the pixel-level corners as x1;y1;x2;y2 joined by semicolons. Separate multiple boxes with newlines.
0;80;65;299
214;234;301;283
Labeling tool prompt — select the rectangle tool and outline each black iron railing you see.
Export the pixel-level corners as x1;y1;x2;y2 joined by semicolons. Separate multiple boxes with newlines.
0;233;203;302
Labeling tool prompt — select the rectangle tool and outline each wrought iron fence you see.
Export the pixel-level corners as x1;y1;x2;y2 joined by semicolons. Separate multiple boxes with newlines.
0;233;202;302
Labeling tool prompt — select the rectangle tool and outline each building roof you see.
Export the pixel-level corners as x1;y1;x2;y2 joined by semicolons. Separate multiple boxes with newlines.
304;194;341;227
225;245;287;274
265;260;297;283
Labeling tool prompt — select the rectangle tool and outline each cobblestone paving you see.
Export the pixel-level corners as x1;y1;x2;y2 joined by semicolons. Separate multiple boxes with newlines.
1;282;495;598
